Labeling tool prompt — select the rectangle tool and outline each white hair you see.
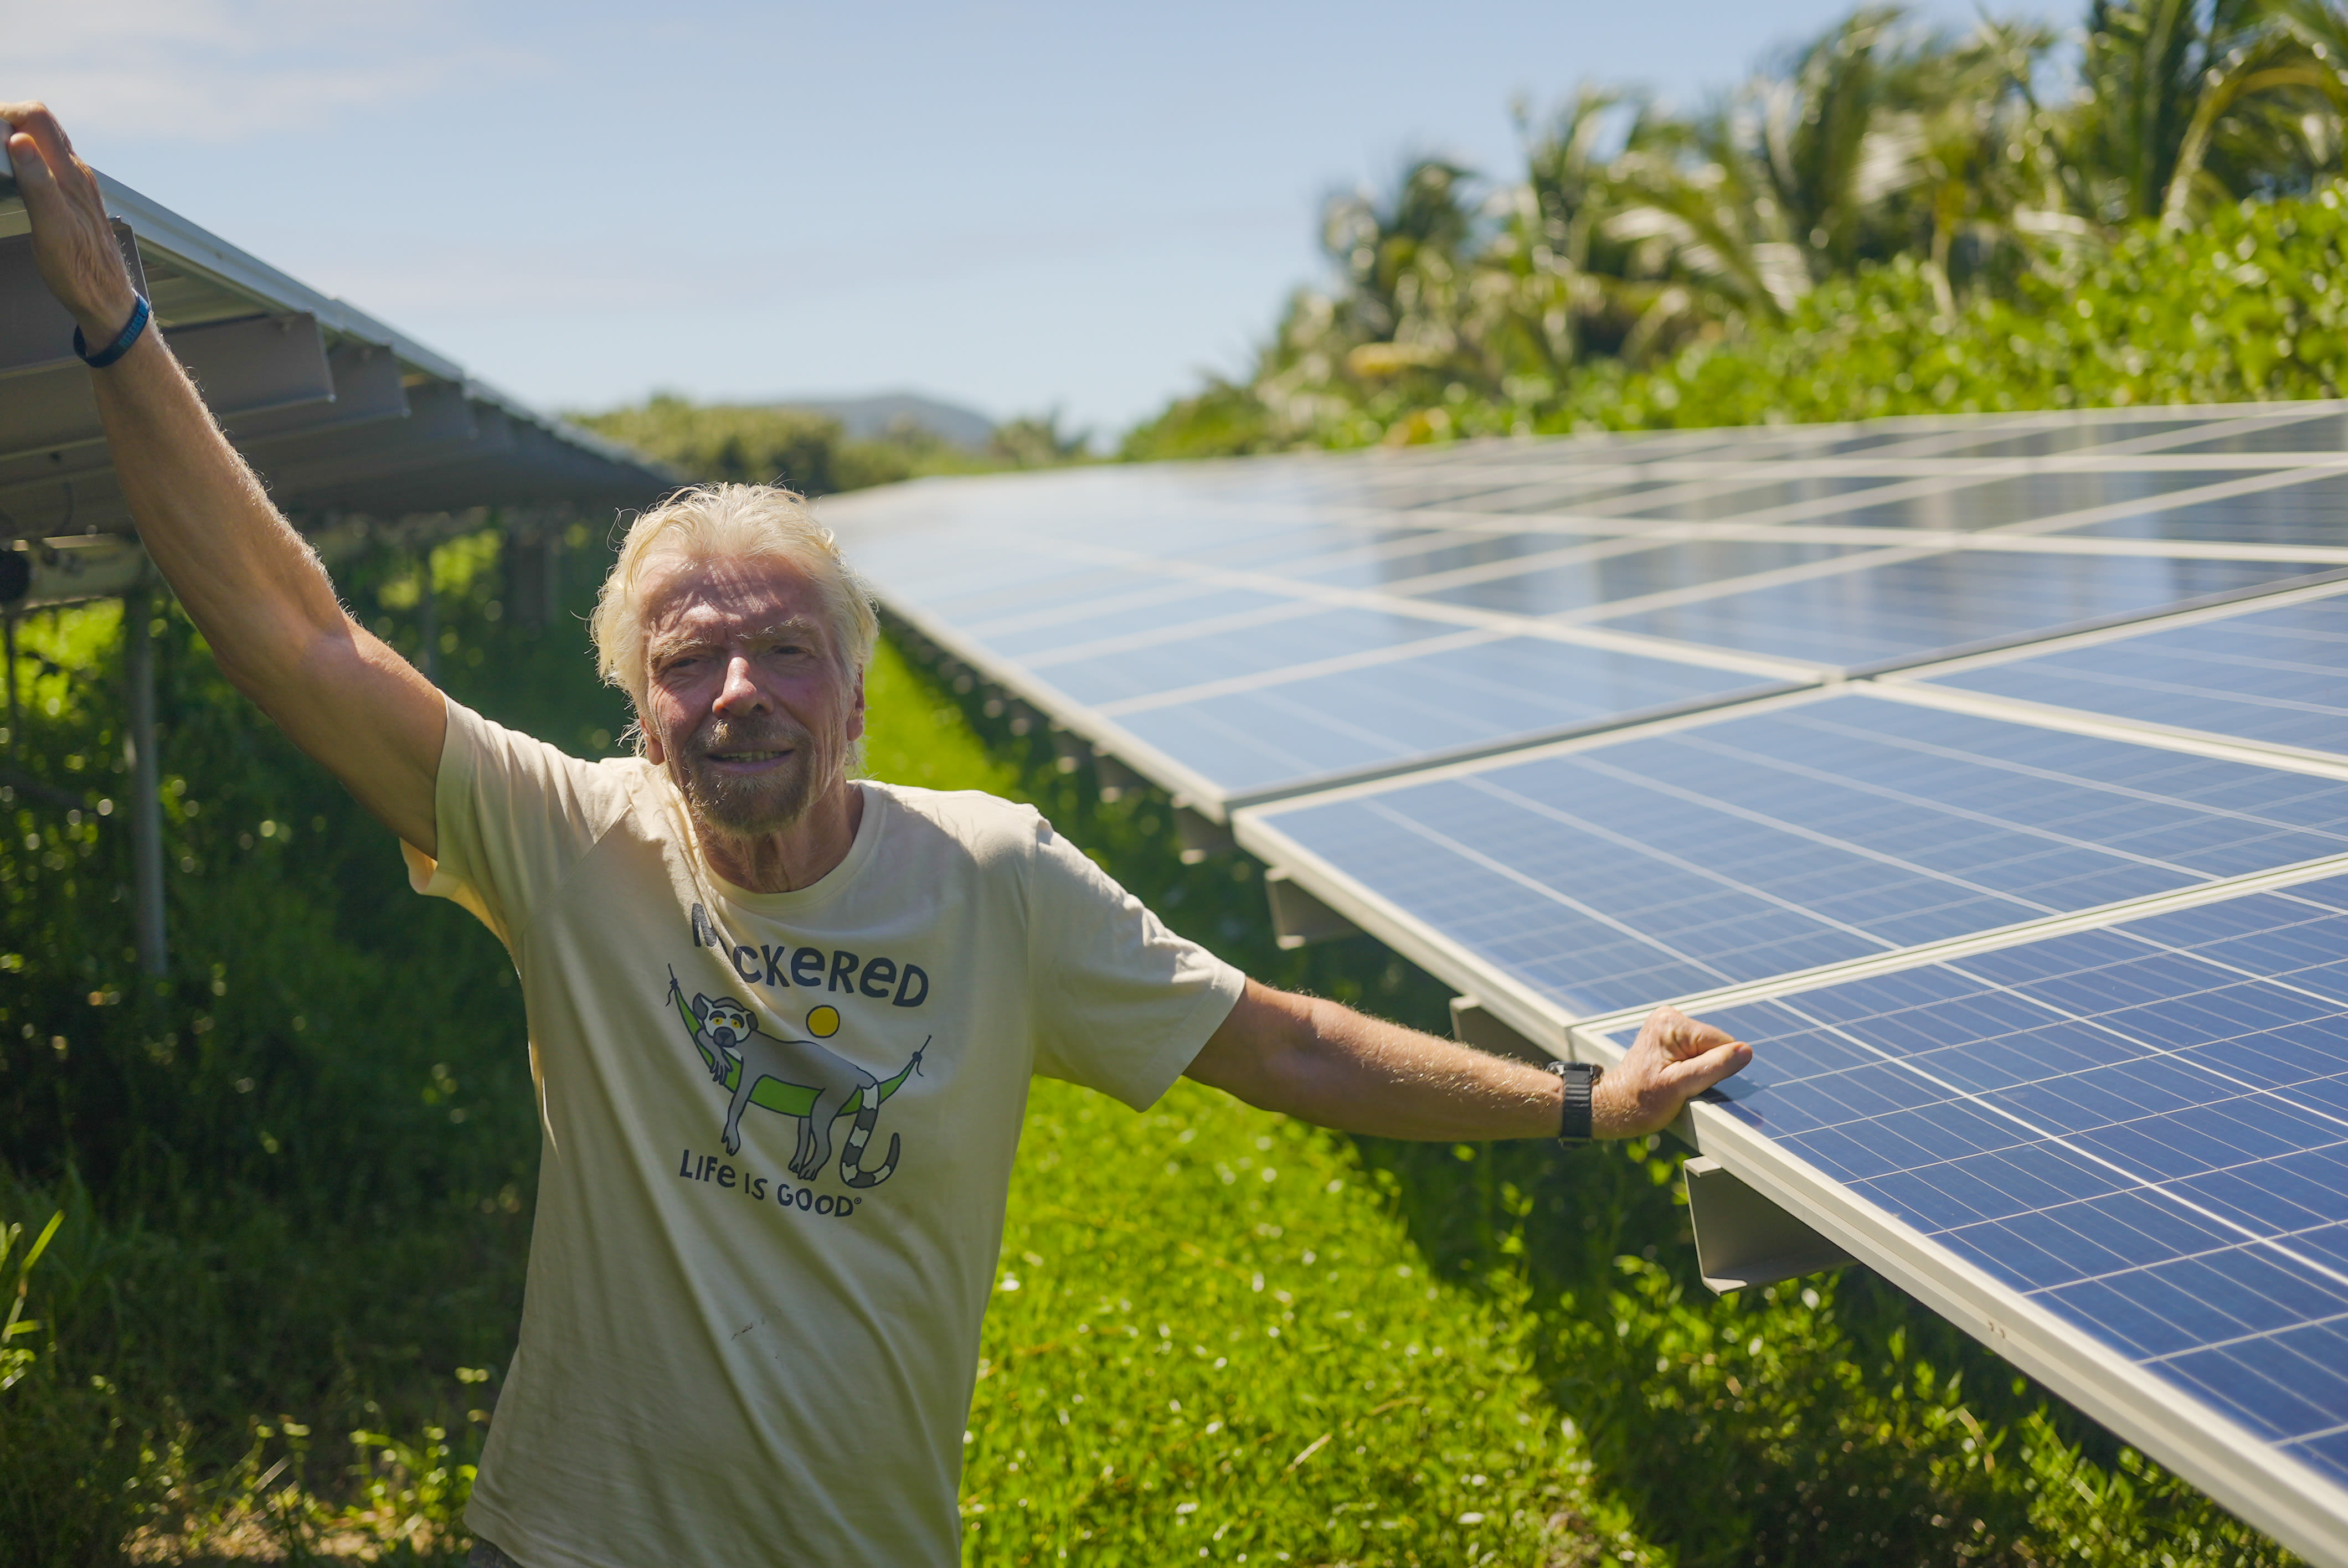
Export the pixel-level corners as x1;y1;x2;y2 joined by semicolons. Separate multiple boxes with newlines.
590;483;879;751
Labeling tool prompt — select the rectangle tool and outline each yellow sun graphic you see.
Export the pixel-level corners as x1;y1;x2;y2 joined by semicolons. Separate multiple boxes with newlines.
806;1005;841;1038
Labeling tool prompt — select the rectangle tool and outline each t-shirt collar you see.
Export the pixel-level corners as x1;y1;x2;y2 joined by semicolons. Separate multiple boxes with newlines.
683;778;887;916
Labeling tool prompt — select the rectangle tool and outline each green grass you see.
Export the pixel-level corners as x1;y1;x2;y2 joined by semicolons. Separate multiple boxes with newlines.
964;1082;1648;1566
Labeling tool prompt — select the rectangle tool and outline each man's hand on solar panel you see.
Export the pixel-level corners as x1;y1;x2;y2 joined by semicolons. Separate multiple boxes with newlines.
1594;1003;1753;1137
1185;983;1750;1143
3;101;446;857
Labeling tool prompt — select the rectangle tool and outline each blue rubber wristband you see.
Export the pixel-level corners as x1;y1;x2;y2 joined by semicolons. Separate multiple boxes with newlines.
73;293;151;369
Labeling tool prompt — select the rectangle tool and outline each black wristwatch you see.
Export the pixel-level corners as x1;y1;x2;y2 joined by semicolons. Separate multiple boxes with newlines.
1544;1061;1603;1146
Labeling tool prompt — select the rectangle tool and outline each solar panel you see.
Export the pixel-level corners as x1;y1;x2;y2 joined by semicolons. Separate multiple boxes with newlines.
1258;528;1618;587
1234;688;2348;1018
1921;418;2224;457
1100;636;1780;797
1606;474;1904;522
1816;470;2286;531
1413;538;1875;617
831;474;1826;809
2050;472;2348;548
1919;587;2348;761
0;179;673;582
827;428;2348;813
1575;870;2348;1544
1432;476;1674;515
1592;551;2342;672
827;406;2348;1557
2167;411;2348;453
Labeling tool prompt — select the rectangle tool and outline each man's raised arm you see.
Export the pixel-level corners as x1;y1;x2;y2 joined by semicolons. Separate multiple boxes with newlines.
4;102;444;853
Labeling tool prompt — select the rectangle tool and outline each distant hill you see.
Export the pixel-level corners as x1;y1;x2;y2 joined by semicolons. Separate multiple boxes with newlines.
770;392;995;451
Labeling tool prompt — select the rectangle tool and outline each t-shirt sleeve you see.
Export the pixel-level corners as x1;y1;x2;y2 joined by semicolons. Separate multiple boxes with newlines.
1024;814;1247;1111
400;697;632;952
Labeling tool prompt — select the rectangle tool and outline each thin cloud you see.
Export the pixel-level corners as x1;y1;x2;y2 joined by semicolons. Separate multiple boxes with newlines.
4;0;532;140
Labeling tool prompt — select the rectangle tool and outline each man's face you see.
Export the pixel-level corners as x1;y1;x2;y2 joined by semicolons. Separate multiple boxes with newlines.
638;553;866;841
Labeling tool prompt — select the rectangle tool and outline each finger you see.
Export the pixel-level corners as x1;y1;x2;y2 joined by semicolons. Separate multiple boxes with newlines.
5;125;58;196
4;105;101;210
5;130;83;238
1651;1010;1738;1061
6;116;109;241
1656;1038;1752;1096
0;102;70;167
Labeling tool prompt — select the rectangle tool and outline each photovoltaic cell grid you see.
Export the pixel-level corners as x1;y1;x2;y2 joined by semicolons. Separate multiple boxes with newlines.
1924;590;2348;762
1246;692;2348;1019
831;405;2348;1555
1597;875;2348;1491
823;404;2348;807
1599;551;2341;672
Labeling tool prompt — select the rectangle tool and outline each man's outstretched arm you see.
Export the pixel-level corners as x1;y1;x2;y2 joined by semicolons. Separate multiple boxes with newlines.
1185;979;1751;1142
3;102;442;853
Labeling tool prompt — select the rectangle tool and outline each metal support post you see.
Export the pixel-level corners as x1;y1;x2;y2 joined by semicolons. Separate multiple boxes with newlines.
123;586;167;977
541;528;562;627
417;545;439;685
3;610;17;745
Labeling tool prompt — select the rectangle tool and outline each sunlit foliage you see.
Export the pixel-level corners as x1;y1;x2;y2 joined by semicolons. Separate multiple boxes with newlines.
1128;0;2348;458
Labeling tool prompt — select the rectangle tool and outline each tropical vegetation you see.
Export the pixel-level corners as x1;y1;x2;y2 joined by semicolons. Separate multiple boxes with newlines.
571;395;1090;495
1129;0;2348;457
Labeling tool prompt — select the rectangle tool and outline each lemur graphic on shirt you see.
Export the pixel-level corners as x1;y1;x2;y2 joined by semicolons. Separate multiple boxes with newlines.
667;968;926;1188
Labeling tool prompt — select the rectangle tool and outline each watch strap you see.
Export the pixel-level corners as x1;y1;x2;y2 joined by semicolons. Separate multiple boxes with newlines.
1544;1060;1602;1145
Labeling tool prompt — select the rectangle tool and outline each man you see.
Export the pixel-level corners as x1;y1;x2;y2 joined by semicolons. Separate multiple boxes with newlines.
4;104;1751;1568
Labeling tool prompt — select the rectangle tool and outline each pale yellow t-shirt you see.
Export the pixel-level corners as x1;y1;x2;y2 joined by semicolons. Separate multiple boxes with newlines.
405;699;1245;1568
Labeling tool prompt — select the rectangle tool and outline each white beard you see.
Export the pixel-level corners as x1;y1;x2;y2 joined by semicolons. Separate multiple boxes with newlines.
671;715;829;839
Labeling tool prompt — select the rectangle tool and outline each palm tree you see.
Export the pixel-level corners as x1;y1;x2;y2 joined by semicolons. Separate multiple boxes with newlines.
1251;157;1487;434
2059;0;2348;226
1469;88;1639;383
1600;102;1813;343
1595;9;2007;329
1892;18;2063;312
1319;157;1480;360
1181;0;2348;455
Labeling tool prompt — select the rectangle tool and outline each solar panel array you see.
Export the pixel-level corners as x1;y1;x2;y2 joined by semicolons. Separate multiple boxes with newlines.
827;404;2348;813
1616;876;2348;1471
821;401;2348;1564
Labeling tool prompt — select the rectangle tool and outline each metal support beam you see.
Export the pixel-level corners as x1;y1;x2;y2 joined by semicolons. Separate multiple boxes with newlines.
229;338;410;443
123;585;167;978
1683;1156;1853;1293
504;514;560;630
1448;996;1547;1062
0;220;147;375
1095;752;1141;803
1173;803;1235;864
2;606;17;744
1266;866;1362;949
12;535;152;610
0;311;335;467
540;528;562;626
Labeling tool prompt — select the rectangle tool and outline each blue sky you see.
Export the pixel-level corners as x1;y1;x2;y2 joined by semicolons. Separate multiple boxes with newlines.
14;1;2074;436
